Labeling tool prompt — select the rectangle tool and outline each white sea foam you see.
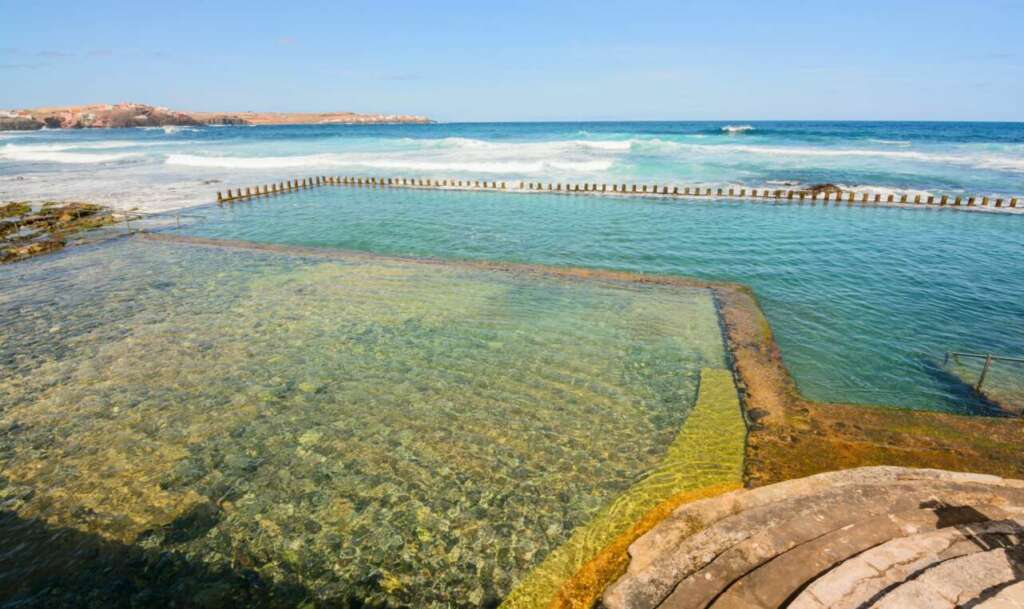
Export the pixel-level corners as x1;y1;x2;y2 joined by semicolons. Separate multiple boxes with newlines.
0;143;141;164
722;125;754;134
421;137;632;152
165;153;614;173
630;140;1024;172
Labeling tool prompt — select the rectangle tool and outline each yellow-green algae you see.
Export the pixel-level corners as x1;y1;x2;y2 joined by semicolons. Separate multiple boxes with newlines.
500;368;746;609
0;238;731;608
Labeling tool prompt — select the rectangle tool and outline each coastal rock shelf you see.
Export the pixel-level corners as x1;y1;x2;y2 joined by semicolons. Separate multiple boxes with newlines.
216;175;1022;213
602;467;1024;609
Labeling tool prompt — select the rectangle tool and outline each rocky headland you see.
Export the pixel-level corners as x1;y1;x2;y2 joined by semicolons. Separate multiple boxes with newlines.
0;103;432;130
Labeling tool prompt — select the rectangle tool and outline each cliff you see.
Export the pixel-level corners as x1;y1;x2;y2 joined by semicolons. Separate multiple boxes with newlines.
0;103;432;131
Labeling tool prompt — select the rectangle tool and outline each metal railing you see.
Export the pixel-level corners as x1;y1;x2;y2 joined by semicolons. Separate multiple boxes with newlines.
112;209;206;231
944;351;1024;391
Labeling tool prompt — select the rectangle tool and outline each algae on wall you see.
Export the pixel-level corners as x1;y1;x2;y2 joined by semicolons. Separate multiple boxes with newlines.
501;367;747;609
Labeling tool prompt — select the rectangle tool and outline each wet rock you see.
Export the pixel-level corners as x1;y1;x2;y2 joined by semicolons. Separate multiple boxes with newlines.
807;183;843;195
164;502;222;544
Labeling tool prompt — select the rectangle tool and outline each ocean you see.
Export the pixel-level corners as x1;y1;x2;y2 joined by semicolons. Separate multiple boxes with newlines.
2;121;1023;211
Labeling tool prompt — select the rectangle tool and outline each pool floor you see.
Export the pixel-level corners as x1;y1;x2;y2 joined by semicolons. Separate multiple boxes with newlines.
0;238;728;607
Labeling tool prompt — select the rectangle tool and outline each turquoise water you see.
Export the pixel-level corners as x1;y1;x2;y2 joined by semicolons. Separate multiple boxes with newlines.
180;186;1024;413
0;238;727;607
2;122;1022;211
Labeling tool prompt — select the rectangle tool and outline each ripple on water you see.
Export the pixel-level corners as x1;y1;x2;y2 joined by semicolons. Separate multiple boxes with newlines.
0;238;726;607
179;187;1024;412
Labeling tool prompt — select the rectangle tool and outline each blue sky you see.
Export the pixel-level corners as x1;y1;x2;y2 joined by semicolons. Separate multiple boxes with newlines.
1;0;1022;121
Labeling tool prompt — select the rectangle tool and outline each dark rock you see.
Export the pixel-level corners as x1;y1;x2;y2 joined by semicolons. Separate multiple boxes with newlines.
807;183;843;195
0;116;43;131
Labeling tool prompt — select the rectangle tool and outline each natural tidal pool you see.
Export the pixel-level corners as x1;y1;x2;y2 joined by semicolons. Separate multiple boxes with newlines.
180;186;1024;413
0;238;727;607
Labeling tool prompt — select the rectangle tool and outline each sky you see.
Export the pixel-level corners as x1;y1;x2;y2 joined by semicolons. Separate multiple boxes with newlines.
1;0;1022;122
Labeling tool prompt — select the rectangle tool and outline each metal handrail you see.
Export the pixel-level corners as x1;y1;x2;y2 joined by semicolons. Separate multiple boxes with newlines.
945;352;1024;364
111;209;206;230
944;351;1024;392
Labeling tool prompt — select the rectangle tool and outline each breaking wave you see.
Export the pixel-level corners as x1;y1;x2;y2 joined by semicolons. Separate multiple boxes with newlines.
0;143;142;164
721;125;754;134
165;153;614;173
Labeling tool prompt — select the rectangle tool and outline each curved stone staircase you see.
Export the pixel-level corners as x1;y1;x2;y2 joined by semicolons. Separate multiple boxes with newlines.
601;467;1024;609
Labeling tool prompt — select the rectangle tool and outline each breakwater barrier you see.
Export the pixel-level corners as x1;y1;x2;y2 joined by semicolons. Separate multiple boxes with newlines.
216;176;1021;211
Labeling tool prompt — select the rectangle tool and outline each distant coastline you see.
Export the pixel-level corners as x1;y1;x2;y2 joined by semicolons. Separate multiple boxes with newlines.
0;102;433;131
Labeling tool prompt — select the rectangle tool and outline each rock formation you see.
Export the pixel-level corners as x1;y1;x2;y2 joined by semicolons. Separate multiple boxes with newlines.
0;103;433;130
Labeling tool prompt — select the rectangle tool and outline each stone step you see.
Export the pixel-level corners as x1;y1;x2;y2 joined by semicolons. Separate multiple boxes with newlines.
790;518;1024;609
706;505;1010;609
602;468;1024;609
974;580;1024;608
869;545;1024;609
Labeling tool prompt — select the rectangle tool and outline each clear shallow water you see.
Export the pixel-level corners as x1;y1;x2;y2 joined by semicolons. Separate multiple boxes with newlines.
0;238;726;607
2;121;1023;212
180;187;1024;413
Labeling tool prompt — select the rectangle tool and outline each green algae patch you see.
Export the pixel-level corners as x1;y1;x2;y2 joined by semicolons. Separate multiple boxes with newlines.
0;201;117;264
501;367;747;609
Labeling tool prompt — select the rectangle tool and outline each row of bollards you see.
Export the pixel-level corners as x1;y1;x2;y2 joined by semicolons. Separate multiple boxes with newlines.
217;176;1021;210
